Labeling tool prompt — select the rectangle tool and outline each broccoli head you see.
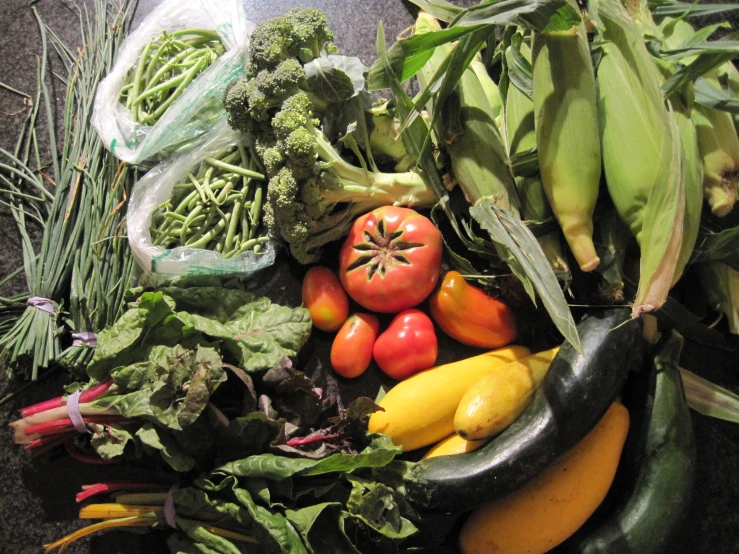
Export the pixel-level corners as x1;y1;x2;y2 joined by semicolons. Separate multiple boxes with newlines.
248;8;336;69
224;9;437;263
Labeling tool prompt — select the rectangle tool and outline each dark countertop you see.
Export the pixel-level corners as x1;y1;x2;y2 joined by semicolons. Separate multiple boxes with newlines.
0;1;737;553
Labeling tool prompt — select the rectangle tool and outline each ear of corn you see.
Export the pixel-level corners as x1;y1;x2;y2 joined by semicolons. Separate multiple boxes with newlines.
532;0;602;272
693;100;739;216
470;56;504;127
697;261;739;333
591;0;685;316
414;12;520;216
504;36;569;274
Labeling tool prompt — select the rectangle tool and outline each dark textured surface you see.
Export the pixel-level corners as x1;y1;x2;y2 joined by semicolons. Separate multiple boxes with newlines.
0;1;737;553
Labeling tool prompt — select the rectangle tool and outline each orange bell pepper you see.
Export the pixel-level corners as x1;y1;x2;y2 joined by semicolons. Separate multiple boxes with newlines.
429;271;517;349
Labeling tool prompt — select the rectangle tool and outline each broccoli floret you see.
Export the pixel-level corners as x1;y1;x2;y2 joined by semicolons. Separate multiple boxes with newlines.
223;8;437;263
249;8;335;68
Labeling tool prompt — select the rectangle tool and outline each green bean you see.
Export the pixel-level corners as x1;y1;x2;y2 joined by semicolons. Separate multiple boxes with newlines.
172;28;221;41
203;157;266;180
180;204;204;244
234;236;271;256
132;71;189;106
141;56;206;124
129;39;154;119
144;47;197;90
187;172;208;204
186;212;231;248
249;182;264;240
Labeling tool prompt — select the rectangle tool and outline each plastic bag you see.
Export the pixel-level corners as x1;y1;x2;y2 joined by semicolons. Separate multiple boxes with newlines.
92;0;251;165
128;119;277;283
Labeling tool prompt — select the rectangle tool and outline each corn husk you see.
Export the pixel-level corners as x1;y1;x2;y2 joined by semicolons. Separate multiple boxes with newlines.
414;13;519;215
697;261;739;334
504;37;569;274
639;15;703;285
591;0;685;317
532;2;602;272
470;56;503;127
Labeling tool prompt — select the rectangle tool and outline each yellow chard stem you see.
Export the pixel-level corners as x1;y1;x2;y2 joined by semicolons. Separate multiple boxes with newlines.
532;6;602;272
44;515;157;553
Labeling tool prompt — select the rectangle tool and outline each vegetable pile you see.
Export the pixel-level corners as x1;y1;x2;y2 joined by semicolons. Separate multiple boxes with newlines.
1;1;739;554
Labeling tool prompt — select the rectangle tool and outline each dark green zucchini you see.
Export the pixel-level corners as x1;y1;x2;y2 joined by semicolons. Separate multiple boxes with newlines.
560;331;696;554
403;308;645;513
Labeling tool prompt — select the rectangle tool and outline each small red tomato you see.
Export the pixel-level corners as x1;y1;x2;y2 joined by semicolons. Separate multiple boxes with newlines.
331;313;380;378
339;206;442;313
302;266;349;332
373;309;438;380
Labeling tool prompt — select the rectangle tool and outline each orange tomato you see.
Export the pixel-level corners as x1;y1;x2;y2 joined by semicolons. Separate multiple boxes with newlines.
302;266;349;332
331;313;380;378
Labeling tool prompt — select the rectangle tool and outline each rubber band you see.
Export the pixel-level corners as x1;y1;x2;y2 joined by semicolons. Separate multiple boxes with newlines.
72;332;98;347
66;390;90;434
164;483;179;529
27;296;56;314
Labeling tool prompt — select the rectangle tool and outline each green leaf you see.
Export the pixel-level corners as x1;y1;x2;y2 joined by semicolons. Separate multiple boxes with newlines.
346;476;418;540
651;2;739;20
694;76;739;115
285;503;361;554
157;287;312;372
148;345;227;430
452;0;581;33
680;368;739;424
90;423;135;459
505;41;534;100
136;423;196;472
662;31;739;97
304;55;367;103
367;25;484;90
176;521;245;554
662;40;739;61
692;225;739;268
469;198;581;350
87;291;175;380
655;295;730;350
409;0;464;22
214;435;401;481
376;23;449;204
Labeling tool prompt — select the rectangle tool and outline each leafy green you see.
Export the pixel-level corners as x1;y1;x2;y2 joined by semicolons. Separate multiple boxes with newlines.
304;55;367;102
346;476;418;540
367;25;484;89
136;423;197;472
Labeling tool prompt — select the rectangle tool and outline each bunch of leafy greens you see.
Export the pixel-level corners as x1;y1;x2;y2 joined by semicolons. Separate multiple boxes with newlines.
70;279;313;471
166;434;418;554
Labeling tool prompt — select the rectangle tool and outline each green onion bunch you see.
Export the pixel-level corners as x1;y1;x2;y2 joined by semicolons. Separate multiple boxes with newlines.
0;0;138;380
149;143;269;258
120;29;225;125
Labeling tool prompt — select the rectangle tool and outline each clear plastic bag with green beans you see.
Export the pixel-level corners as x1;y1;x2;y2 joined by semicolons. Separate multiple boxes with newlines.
92;0;252;165
127;119;277;283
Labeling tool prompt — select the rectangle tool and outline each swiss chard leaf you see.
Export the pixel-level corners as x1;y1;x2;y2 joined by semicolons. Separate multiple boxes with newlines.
346;476;418;540
214;435;401;481
157;287;311;372
285;503;361;554
136;423;196;472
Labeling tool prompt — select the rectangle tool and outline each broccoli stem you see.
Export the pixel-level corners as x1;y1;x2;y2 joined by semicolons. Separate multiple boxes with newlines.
313;130;437;208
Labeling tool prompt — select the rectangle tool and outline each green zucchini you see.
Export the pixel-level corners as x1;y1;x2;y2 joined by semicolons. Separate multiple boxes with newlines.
403;309;644;513
560;331;696;553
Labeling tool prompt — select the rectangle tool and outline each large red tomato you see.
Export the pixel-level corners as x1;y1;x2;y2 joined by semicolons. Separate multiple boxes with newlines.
339;207;443;313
